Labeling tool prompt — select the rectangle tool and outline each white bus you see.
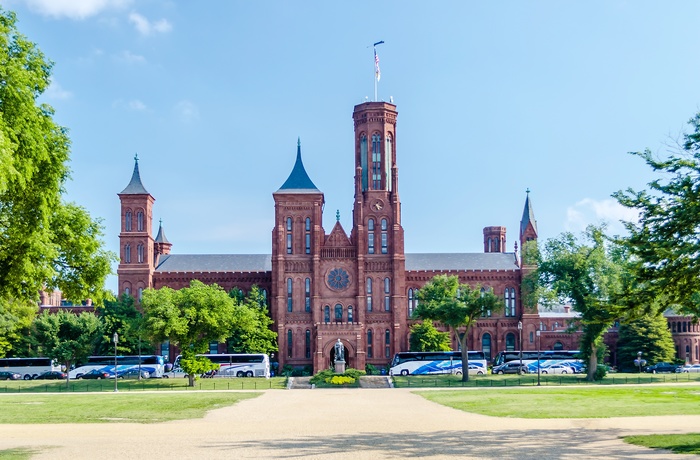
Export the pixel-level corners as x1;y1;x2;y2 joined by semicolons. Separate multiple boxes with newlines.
173;353;270;378
389;351;488;376
69;355;166;379
0;357;62;380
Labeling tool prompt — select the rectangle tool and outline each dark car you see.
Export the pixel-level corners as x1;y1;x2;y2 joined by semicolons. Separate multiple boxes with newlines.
491;362;530;375
79;369;110;380
0;371;21;380
644;362;679;374
34;371;67;380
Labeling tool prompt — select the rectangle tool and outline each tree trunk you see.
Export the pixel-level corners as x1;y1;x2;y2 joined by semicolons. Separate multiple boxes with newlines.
454;327;470;382
587;343;598;381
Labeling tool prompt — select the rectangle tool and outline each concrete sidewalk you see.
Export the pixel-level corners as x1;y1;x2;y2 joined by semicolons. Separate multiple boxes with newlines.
1;388;699;459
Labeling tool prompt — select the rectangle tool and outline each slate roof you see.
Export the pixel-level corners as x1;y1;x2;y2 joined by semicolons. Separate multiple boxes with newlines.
155;254;272;273
276;139;320;193
154;224;170;244
120;157;150;195
405;253;519;271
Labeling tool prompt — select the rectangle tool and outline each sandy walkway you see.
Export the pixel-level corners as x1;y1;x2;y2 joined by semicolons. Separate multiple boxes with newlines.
1;387;699;459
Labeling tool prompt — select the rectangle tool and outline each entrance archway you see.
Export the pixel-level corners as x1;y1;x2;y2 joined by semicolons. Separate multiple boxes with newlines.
327;339;353;369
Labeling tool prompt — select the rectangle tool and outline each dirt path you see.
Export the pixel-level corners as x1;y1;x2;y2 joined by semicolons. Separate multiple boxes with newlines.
1;388;699;459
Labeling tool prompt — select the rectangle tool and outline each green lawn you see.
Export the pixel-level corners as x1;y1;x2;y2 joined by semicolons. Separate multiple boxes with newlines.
0;448;36;460
624;434;700;455
0;392;260;423
416;385;700;418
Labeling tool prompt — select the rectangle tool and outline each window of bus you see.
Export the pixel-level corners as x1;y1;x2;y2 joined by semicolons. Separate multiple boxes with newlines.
505;333;515;351
482;333;492;362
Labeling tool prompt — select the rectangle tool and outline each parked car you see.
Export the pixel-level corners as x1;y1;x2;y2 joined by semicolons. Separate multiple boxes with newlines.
79;369;110;380
644;362;680;374
163;367;188;379
540;364;573;374
114;368;150;379
492;362;529;375
0;371;22;380
34;371;67;380
676;364;700;373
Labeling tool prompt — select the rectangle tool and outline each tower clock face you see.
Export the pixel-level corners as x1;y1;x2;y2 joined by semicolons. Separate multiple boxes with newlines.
327;268;350;290
371;200;384;211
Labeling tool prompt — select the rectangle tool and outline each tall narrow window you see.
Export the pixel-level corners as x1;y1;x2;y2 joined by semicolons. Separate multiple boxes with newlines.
138;287;143;300
408;288;414;317
367;278;373;312
261;289;268;306
505;333;515;351
304;278;311;312
324;305;330;323
137;211;144;232
482;333;492;362
367;329;373;358
160;340;170;360
125;211;132;231
335;304;343;322
347;306;353;323
372;133;382;189
385;329;391;358
368;219;375;254
124;287;131;296
385;135;393;191
305;217;311;254
209;341;218;354
360;134;368;191
287;330;293;358
137;243;144;263
381;218;388;254
505;288;516;317
305;330;311;359
480;287;491;317
286;217;293;254
124;244;131;263
384;277;391;311
287;278;293;312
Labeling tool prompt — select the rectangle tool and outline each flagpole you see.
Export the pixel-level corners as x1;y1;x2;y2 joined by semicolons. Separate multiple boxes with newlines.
373;41;384;102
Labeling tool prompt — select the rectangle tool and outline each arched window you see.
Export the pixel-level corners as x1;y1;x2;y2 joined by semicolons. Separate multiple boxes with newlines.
504;288;516;317
124;244;131;263
480;287;492;317
385;329;391;358
384;277;391;311
684;322;688;332
540;321;545;331
124;287;131;296
304;278;311;312
381;218;388;254
372;133;382;189
505;333;515;351
305;217;312;254
367;278;373;312
385;135;393;191
347;306;354;323
529;331;534;343
335;304;343;322
137;211;144;232
368;219;375;254
125;211;132;231
305;330;311;359
287;330;293;358
408;288;414;317
360;134;368;191
286;217;293;254
553;341;564;350
324;305;330;323
138;287;143;300
137;244;144;263
367;329;373;358
482;333;492;362
287;278;293;312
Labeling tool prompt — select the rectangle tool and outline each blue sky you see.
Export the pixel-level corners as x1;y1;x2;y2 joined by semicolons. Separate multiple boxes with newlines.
4;1;700;293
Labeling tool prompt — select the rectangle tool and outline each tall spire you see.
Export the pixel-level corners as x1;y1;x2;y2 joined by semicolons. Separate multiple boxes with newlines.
520;188;538;238
276;139;320;192
154;218;170;244
120;154;149;195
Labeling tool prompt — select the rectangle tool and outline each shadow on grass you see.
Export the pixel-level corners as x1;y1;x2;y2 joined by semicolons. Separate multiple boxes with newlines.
0;447;43;460
202;429;668;459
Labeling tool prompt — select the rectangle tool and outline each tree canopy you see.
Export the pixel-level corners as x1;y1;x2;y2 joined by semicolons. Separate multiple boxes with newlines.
415;275;503;382
0;8;115;305
226;286;277;355
409;320;451;352
616;313;676;372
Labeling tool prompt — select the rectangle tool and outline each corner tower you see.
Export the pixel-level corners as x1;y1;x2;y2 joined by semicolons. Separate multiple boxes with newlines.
117;156;155;300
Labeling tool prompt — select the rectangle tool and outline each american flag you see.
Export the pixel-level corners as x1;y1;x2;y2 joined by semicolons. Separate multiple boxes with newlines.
374;48;381;81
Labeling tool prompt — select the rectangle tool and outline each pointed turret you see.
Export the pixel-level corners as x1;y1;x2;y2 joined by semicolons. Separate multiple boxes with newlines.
120;154;149;195
154;219;170;244
276;139;320;193
154;219;172;263
520;189;538;241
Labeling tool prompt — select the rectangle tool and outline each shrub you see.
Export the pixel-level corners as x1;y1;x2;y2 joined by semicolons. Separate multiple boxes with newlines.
594;364;608;381
326;375;355;385
365;363;378;375
309;368;365;385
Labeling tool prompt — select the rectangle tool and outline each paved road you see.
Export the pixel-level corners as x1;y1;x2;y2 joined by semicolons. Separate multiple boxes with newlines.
1;388;699;459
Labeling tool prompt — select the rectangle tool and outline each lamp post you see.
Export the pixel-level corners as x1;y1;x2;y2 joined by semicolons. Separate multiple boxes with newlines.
517;321;523;375
536;329;541;386
113;332;119;392
634;351;646;374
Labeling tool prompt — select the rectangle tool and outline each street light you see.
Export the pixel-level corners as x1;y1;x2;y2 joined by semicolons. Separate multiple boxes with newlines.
113;332;119;392
634;351;646;373
517;321;523;375
536;329;541;386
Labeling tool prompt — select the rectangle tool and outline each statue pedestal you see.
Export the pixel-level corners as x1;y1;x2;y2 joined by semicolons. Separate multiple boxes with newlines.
334;359;346;374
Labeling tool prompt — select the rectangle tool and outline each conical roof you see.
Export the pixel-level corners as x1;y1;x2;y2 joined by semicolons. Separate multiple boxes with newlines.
276;139;320;193
520;189;538;236
120;155;149;195
155;220;170;244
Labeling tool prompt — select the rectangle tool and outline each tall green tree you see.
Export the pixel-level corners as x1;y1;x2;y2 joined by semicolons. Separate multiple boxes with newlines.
415;275;503;382
33;310;103;383
409;320;451;352
0;298;37;357
0;8;115;305
95;294;153;357
226;286;277;355
616;314;676;372
614;112;700;318
537;225;632;381
141;280;238;386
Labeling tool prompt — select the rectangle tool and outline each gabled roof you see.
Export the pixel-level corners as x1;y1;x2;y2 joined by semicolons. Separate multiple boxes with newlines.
155;254;272;273
405;253;519;271
520;190;537;236
275;139;320;193
120;156;150;195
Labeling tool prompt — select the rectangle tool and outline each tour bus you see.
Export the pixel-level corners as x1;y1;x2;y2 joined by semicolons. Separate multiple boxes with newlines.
172;353;270;378
493;350;583;373
389;351;488;376
0;357;61;380
69;355;166;379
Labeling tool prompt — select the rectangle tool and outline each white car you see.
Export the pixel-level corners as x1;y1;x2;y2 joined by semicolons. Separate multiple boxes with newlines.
676;364;700;373
163;367;188;378
540;364;573;374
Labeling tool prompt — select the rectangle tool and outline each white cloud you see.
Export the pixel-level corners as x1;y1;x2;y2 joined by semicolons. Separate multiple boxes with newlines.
22;0;131;20
564;198;640;236
112;98;147;111
128;99;146;111
174;100;200;123
128;12;172;36
118;50;146;64
44;80;72;100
